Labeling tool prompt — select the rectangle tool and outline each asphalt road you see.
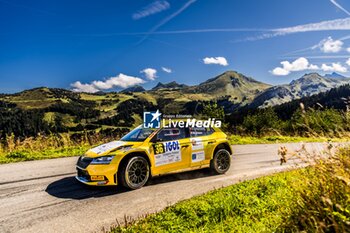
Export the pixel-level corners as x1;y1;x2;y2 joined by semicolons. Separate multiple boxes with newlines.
0;143;334;233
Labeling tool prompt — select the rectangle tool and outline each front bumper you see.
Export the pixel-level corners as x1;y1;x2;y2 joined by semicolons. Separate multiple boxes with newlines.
76;164;118;186
75;175;111;186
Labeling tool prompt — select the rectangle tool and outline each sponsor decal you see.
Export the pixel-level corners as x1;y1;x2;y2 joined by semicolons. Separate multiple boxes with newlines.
153;140;181;166
192;151;205;163
89;141;125;154
143;110;161;128
191;138;204;151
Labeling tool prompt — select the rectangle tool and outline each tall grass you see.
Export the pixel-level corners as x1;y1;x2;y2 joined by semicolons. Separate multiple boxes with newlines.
0;132;121;163
280;147;350;232
275;101;350;231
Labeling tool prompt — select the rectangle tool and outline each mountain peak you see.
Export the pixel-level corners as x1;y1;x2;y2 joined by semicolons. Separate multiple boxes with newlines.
222;70;239;75
324;72;347;79
120;85;145;93
200;70;269;86
290;73;324;85
301;72;323;78
151;81;188;90
189;70;271;103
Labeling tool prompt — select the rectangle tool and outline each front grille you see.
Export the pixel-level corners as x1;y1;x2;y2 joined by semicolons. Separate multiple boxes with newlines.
77;167;90;181
77;156;93;169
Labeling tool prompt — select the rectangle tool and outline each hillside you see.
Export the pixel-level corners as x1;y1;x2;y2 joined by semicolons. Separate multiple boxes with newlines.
1;70;350;139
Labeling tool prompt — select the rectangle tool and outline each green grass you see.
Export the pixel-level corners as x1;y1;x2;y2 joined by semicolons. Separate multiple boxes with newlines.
229;134;349;145
111;170;304;233
111;147;350;233
0;145;89;163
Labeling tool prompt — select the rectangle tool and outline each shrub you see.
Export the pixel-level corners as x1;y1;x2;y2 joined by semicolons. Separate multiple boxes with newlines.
6;151;28;159
242;108;281;136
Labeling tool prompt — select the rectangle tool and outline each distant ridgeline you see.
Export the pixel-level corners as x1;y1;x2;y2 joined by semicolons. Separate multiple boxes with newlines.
0;71;349;139
228;84;350;123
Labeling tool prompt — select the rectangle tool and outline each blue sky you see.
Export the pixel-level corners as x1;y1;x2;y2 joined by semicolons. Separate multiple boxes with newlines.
1;0;350;93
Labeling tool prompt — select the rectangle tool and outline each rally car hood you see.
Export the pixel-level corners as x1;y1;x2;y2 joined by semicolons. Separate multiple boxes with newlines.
84;140;141;158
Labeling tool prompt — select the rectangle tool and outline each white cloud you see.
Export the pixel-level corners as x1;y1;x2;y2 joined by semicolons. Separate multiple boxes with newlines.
271;67;290;76
271;57;349;75
271;57;318;76
284;55;350;59
248;17;350;41
275;18;350;34
203;57;229;66
138;0;196;44
162;67;172;73
71;73;145;93
141;68;157;80
321;63;348;72
308;64;320;70
285;34;350;57
133;0;170;20
319;37;343;53
71;81;100;93
346;58;350;66
330;0;350;16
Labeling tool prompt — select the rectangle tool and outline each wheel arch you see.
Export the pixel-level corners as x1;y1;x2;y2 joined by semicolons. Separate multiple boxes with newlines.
213;142;232;156
117;151;152;189
118;151;151;170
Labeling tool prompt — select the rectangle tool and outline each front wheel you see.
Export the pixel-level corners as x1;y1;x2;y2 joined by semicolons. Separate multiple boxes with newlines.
119;156;150;190
210;149;231;174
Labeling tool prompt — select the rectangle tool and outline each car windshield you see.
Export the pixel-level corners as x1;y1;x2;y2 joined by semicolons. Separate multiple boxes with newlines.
120;127;155;142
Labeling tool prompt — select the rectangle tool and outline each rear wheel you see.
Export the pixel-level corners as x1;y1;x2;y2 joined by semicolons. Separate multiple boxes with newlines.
210;149;231;174
119;156;150;190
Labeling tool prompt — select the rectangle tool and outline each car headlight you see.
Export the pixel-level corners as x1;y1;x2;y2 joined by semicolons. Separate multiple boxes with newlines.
90;156;114;165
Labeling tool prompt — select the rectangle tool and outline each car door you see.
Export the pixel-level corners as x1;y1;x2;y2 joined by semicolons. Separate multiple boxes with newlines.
150;127;191;174
189;127;215;166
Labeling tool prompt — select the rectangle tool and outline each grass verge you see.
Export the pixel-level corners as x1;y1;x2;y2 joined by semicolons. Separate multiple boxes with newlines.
0;145;89;163
111;170;304;232
111;147;350;233
229;135;349;145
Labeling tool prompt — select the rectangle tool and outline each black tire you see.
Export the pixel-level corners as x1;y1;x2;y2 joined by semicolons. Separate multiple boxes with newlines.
210;149;231;174
119;156;150;190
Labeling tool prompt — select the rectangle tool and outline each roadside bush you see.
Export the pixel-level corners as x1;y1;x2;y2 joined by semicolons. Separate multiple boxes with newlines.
241;108;281;136
291;108;347;137
6;151;28;160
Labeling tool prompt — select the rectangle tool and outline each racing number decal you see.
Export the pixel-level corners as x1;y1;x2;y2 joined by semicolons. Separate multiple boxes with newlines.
154;143;164;154
153;141;181;166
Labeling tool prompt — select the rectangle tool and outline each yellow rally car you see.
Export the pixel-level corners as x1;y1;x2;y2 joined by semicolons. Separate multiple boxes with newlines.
76;125;232;189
